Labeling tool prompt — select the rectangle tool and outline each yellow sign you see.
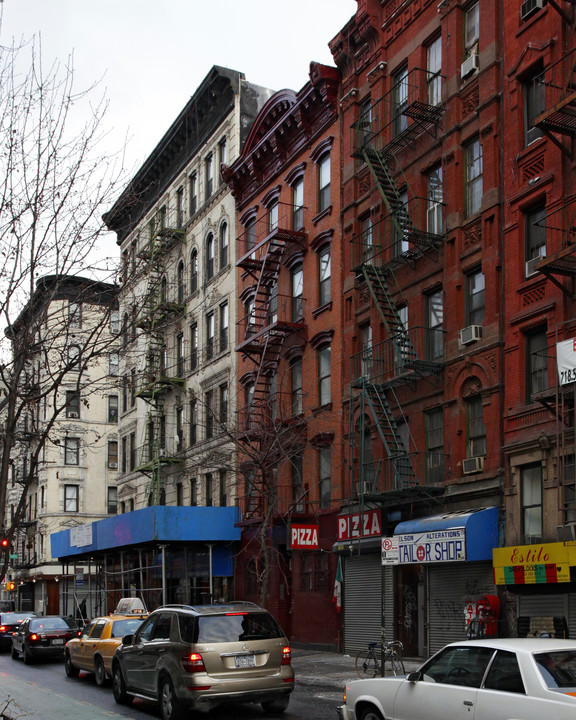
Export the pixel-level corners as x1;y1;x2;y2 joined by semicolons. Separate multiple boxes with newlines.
493;542;576;585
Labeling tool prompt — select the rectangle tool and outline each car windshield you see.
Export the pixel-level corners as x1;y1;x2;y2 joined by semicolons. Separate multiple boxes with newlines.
30;617;76;631
1;613;32;624
180;612;284;643
111;618;144;638
535;651;576;688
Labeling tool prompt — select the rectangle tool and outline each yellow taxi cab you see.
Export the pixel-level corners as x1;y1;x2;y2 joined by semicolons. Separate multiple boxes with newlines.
64;598;147;686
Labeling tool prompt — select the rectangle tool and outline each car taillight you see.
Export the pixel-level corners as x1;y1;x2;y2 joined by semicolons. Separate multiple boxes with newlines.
0;626;5;632
181;653;206;672
29;634;39;642
281;646;291;665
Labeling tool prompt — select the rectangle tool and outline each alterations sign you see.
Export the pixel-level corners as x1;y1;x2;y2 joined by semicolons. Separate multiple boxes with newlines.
557;338;576;386
396;529;466;564
290;524;319;550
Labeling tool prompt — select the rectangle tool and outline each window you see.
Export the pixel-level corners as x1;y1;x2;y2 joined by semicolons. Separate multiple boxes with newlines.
427;167;443;235
318;246;331;306
526;329;548;400
268;199;279;233
121;436;127;473
206;233;215;280
427;289;443;361
318;446;331;509
246;217;256;255
220;302;229;352
189;398;197;446
464;3;479;59
109;352;119;376
318;153;331;212
107;487;117;514
362;215;374;262
466;395;486;458
245;383;255;428
392;66;409;137
524;71;545;146
130;368;136;408
69;301;81;328
219;383;228;426
357;96;373;147
300;552;329;592
206;312;215;360
176;333;184;377
189;173;197;215
190;477;197;506
219;221;228;269
418;645;493;687
177;261;185;304
465;138;482;216
176;482;183;506
245;295;255;336
176;186;184;228
218;136;227;178
427;37;442;106
64;485;79;512
219;469;227;507
466;269;485;326
66;391;80;419
205;473;213;506
484;651;525;694
176;406;183;451
190;323;198;371
129;431;136;471
68;345;80;366
522;464;542;543
292;177;304;229
425;409;444;484
190;249;198;293
110;309;120;335
205;389;214;439
360;324;373;379
525;205;546;272
291;264;303;320
65;437;79;465
292;455;304;512
291;357;303;415
108;441;118;470
318;345;331;406
393;188;410;256
205;153;213;200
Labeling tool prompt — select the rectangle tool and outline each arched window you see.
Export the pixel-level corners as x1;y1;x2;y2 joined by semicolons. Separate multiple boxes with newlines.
190;248;198;293
160;276;168;304
219;222;228;269
177;261;185;304
206;233;215;280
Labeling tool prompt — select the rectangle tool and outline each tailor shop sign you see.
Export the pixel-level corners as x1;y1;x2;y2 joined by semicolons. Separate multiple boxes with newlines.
383;528;466;565
493;542;576;585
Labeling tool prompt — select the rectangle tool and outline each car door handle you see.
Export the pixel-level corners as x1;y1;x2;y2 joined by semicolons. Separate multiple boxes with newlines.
463;701;474;707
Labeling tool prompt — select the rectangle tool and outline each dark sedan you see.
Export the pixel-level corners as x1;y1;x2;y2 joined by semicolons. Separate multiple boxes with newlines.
0;612;36;651
11;615;78;664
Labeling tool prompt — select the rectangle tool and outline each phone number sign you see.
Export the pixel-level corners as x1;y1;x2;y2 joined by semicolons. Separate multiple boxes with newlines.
557;338;576;385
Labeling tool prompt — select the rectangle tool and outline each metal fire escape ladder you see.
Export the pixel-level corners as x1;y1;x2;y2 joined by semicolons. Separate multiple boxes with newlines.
363;381;417;488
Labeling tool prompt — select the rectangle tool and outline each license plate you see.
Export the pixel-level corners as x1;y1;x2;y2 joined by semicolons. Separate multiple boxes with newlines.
235;654;256;668
51;639;64;645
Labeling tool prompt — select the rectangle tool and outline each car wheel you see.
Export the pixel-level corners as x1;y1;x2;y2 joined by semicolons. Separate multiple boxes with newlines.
23;646;34;665
112;664;132;705
261;695;290;713
64;650;80;678
359;707;384;720
94;656;107;686
160;677;185;720
10;645;18;660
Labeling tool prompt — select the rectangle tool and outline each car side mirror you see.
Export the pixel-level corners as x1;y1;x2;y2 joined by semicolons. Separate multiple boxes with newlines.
122;634;134;645
407;671;421;682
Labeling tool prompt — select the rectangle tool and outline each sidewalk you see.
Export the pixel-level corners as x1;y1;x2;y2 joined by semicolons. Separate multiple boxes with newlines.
291;648;422;692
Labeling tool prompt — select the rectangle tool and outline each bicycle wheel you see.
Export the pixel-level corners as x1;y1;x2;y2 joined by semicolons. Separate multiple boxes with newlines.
388;651;405;676
355;649;380;678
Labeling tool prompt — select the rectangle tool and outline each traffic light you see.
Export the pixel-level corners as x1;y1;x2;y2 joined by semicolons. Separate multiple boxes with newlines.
5;582;15;592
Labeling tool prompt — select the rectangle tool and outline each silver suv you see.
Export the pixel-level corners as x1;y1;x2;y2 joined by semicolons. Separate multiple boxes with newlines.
111;602;294;719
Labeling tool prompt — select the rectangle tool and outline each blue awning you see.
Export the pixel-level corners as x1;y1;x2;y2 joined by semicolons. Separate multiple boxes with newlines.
394;506;499;562
51;505;241;561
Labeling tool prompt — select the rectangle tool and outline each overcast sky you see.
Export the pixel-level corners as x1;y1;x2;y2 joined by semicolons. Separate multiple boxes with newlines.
0;0;355;176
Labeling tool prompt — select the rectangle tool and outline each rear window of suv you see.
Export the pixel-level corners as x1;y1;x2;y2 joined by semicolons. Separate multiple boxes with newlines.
179;612;284;643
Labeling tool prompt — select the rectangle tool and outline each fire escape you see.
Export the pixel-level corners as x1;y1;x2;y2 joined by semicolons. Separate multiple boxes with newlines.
235;204;307;520
349;67;445;507
134;215;186;504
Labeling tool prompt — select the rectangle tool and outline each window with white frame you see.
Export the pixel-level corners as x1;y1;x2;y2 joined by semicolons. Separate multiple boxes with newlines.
318;345;331;406
427;36;442;106
220;221;228;269
206;312;215;360
318;153;331;212
65;437;79;465
109;352;119;376
205;153;213;200
292;177;304;229
291;357;303;415
64;484;79;512
190;323;198;371
465;138;482;216
291;264;304;320
521;464;542;543
393;66;409;137
176;186;184;228
466;269;485;326
318;245;331;306
189;172;197;215
318;446;331;509
427;289;444;361
107;486;117;514
108;395;119;423
220;302;229;352
206;233;215;280
190;248;198;293
427;167;443;235
464;2;479;59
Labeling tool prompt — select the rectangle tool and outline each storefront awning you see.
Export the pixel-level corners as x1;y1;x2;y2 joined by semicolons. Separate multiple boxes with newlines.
393;507;499;562
51;505;241;560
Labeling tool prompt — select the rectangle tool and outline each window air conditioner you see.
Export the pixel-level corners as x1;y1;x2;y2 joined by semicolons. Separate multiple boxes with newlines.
68;412;79;419
521;0;544;21
525;256;543;277
460;325;483;346
461;53;479;79
556;522;576;541
108;462;118;469
462;456;484;475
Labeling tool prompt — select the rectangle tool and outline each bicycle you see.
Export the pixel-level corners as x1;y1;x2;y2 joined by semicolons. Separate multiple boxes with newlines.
355;640;405;678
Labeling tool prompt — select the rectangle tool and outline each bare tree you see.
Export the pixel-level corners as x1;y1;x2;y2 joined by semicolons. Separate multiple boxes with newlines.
0;35;126;581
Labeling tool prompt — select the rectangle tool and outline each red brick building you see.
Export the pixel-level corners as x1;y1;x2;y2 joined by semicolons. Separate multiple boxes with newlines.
223;63;344;648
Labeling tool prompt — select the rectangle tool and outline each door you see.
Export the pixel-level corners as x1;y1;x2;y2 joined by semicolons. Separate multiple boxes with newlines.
137;612;173;695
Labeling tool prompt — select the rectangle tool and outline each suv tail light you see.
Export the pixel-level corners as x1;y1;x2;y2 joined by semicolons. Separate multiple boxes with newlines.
29;633;39;642
281;646;291;665
181;652;206;672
